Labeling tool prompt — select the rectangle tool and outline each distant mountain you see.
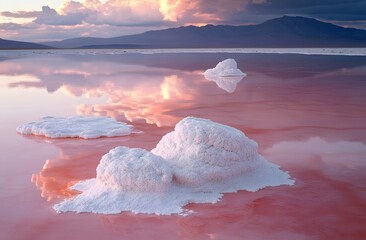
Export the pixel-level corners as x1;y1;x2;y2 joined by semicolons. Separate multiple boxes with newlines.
0;16;363;49
0;38;52;49
41;16;366;49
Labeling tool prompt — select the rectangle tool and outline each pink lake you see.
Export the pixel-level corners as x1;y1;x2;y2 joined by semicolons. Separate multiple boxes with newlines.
0;51;365;240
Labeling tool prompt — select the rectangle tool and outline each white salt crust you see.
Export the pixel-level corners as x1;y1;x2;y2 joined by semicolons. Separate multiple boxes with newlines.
54;117;294;215
16;116;133;139
204;59;246;93
204;59;246;77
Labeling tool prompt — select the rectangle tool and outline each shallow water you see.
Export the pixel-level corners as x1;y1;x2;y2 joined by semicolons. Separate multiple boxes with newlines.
0;51;365;239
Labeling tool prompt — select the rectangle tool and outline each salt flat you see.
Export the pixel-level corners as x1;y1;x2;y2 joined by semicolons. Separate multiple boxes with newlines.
1;48;366;57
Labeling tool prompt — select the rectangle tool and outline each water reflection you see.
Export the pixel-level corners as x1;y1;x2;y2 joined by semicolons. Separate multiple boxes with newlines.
2;52;366;239
27;121;171;202
29;137;127;201
1;56;204;126
77;74;196;127
204;75;244;93
25;134;366;239
265;137;366;184
2;54;366;131
61;139;365;240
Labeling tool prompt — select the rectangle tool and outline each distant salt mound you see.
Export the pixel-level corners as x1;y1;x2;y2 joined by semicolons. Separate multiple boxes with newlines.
54;117;293;215
204;59;246;92
16;116;133;139
204;59;246;77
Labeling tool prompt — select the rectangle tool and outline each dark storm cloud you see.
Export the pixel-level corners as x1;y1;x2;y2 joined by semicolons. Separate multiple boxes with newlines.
247;0;366;21
166;0;366;28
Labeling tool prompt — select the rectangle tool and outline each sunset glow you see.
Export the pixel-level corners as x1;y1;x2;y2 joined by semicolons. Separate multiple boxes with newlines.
76;74;195;127
1;0;366;239
1;0;365;41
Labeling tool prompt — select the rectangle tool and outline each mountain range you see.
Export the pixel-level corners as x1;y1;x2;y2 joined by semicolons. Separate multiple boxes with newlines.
0;38;52;49
1;16;366;49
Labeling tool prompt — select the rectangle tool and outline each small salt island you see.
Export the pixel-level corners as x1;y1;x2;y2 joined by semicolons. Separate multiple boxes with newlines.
204;59;247;93
16;116;134;139
54;117;294;215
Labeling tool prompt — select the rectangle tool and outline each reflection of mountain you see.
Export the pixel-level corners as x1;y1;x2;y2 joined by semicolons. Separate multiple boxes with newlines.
3;53;366;80
120;53;366;80
3;51;364;239
2;53;366;140
0;38;52;49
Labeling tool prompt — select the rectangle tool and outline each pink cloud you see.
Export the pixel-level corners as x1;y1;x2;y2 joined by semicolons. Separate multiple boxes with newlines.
4;0;267;27
159;0;266;24
0;0;268;41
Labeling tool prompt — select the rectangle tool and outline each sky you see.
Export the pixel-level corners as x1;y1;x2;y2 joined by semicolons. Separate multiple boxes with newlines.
1;0;366;42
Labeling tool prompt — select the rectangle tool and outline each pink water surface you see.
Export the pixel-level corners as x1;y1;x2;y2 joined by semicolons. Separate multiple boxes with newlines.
0;52;365;240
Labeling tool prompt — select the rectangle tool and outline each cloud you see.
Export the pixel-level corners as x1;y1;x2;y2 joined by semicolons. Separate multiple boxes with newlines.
248;0;366;21
28;1;168;27
1;0;366;42
0;20;158;42
3;0;268;28
1;11;41;18
85;0;164;26
159;0;266;24
0;22;32;30
33;6;86;25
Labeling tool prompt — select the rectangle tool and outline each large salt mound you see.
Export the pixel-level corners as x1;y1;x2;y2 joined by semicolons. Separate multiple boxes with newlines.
16;116;133;139
152;117;259;185
54;117;294;215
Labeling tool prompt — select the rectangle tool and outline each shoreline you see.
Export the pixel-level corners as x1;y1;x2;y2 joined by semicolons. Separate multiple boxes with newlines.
1;47;366;56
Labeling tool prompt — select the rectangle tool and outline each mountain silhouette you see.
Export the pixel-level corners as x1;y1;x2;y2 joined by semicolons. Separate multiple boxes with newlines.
0;38;53;49
1;16;366;49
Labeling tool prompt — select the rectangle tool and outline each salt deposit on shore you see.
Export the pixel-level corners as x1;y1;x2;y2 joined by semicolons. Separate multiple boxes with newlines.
3;48;366;57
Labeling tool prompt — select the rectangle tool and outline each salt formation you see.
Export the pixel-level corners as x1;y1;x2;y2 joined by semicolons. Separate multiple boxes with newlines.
16;116;133;139
96;147;173;191
54;147;179;214
152;117;260;186
204;59;246;77
54;117;294;215
204;59;246;92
